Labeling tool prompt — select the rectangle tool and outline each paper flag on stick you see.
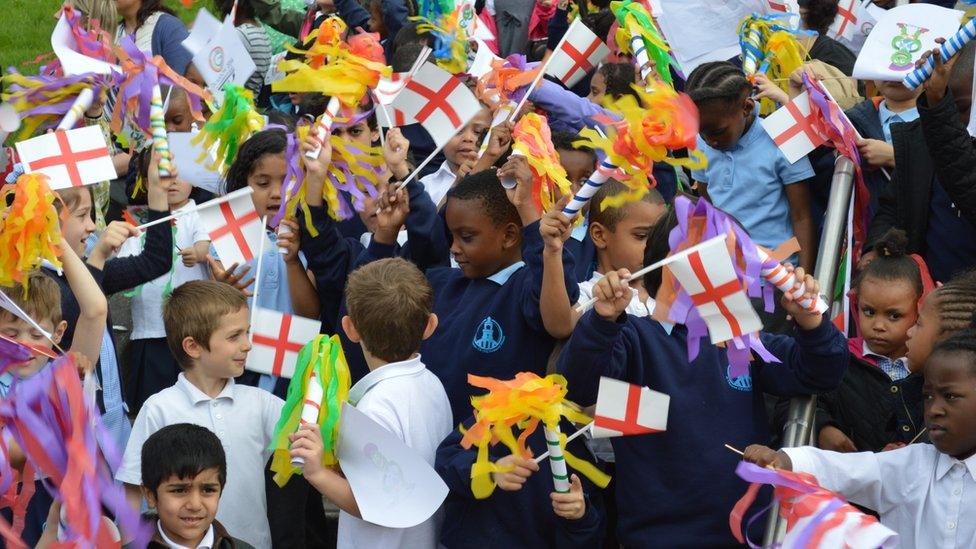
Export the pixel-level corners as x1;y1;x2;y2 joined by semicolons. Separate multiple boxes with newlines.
197;188;271;267
826;0;858;41
247;307;322;379
390;62;482;148
545;19;610;89
592;377;669;439
338;403;449;528
15;127;116;190
760;91;827;164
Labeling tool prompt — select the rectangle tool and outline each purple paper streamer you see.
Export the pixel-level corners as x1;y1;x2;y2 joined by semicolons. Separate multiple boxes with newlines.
271;125;304;228
117;36;204;135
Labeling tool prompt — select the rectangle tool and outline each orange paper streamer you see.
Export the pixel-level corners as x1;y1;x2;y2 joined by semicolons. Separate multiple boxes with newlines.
0;174;62;291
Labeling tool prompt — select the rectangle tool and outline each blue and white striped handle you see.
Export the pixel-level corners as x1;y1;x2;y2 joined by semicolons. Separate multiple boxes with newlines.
562;159;618;217
903;18;976;90
629;31;654;82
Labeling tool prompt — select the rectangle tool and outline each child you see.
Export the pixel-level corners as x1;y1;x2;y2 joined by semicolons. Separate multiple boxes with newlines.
122;152;211;415
744;329;976;548
556;223;848;546
136;423;254;549
541;181;668;338
290;257;452;548
358;166;580;424
687;61;816;272
435;418;603;548
116;280;283;549
815;229;933;453
419;107;493;209
868;41;976;283
905;270;976;374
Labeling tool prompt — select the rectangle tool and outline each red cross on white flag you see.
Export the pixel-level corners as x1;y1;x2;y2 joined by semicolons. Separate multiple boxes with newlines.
760;91;828;164
545;19;610;89
198;188;271;267
390;62;483;148
828;0;859;41
765;0;798;14
15;126;116;190
246;306;321;378
375;72;415;128
666;236;763;344
592;377;669;439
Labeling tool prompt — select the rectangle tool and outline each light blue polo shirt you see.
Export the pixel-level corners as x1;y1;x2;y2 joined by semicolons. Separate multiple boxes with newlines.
691;114;814;250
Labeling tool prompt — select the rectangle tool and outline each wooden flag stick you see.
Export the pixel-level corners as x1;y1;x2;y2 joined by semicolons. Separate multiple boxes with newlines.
725;443;776;470
533;422;593;464
908;427;928;445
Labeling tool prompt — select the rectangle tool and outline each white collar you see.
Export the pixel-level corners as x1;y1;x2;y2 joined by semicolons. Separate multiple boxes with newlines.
936;450;976;481
176;373;236;405
861;340;893;361
157;521;214;549
586;272;674;334
486;261;525;285
348;354;426;405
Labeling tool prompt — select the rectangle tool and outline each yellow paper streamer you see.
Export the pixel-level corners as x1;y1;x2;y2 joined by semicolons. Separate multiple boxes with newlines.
512;113;572;214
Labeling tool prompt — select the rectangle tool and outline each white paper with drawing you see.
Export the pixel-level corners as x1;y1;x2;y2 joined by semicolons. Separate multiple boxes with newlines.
183;8;256;103
338;403;448;528
656;0;766;75
852;4;962;82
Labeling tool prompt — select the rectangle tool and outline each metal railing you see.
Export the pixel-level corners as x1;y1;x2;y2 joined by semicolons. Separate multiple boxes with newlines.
762;155;856;546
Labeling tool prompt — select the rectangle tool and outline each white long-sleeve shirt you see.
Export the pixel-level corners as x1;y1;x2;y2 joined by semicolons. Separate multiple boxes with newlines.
784;444;976;549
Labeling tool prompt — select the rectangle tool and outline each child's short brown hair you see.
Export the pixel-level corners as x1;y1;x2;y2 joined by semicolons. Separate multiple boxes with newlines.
0;272;62;327
590;179;665;231
163;280;248;369
345;258;432;363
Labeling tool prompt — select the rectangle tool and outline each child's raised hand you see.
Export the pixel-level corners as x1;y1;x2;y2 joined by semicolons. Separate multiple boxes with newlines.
276;219;302;263
146;147;177;210
289;424;326;479
540;196;573;254
491;454;539;492
486;122;513;159
179;247;199;267
856;138;894;169
916;38;957;106
751;73;789;105
373;183;409;245
551;474;585;520
89;221;140;266
742;444;792;470
592;268;632;321
207;255;255;296
817;425;858;453
779;265;823;331
499;155;539;224
300;132;332;207
383;128;411;180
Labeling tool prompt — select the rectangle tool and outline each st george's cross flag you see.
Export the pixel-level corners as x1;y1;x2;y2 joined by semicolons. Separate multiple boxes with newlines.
15;126;116;190
197;188;271;268
545;18;610;89
827;0;859;41
761;91;827;164
390;62;482;148
765;0;799;13
247;307;321;378
665;235;763;344
592;377;670;439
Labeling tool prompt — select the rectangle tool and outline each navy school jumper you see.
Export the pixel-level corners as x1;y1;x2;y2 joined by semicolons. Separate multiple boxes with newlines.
557;311;847;548
357;219;580;424
435;418;604;548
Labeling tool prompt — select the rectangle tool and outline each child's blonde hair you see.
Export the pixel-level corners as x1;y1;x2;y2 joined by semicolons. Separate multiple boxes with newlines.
163;280;248;369
0;272;62;327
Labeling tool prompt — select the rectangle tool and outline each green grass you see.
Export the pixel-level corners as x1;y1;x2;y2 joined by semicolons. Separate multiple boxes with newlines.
0;0;305;75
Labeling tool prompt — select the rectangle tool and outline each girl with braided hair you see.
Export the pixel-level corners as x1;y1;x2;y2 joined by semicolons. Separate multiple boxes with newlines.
906;269;976;373
686;61;817;274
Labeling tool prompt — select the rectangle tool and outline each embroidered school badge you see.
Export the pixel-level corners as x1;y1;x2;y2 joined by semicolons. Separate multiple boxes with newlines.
726;365;752;392
472;316;505;353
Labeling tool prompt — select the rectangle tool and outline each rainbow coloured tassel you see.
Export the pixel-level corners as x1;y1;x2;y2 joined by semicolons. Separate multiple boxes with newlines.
413;0;470;75
192;84;265;175
0;72;110;142
324;132;385;221
611;0;675;86
512;113;572;214
0;173;62;290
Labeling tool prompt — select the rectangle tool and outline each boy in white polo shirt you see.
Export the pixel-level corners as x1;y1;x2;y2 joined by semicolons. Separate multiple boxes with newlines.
290;258;452;548
116;280;283;549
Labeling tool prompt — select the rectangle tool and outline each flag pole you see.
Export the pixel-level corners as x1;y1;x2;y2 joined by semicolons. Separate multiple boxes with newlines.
574;234;729;313
533;422;593;464
135;187;254;231
393;139;449;191
507;28;570;124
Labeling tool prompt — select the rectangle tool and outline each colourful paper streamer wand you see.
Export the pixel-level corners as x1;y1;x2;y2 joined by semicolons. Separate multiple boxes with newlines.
291;368;324;467
543;425;571;493
149;84;173;176
757;248;829;314
628;24;655;82
56;87;94;131
741;26;763;75
305;96;341;159
562;159;618;217
903;17;976;90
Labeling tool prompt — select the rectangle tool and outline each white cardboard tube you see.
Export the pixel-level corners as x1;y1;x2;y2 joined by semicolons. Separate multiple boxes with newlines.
291;369;324;467
57;87;94;131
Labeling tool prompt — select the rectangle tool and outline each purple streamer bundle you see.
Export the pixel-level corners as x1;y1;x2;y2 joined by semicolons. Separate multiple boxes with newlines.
273;126;306;228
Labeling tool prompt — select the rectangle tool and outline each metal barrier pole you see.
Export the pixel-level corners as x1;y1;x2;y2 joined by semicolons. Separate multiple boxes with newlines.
762;156;855;546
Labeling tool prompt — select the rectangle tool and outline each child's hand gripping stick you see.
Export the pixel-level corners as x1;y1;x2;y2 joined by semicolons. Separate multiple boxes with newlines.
903;17;976;90
756;248;829;314
304;97;341;160
543;425;571;493
290;369;323;467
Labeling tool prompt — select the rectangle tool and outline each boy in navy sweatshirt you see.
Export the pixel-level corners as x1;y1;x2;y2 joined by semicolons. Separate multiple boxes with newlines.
357;162;580;424
555;225;848;547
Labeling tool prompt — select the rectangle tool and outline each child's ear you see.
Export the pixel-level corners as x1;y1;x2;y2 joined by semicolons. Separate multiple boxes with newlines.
182;336;203;360
590;222;609;249
422;314;439;341
52;321;68;345
501;222;521;250
341;316;362;344
141;486;157;509
742;95;755;117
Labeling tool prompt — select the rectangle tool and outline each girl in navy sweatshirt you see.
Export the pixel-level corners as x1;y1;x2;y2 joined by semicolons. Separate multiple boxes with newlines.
555;214;848;547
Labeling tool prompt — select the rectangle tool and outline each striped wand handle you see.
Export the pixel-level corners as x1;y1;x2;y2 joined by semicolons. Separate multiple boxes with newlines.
290;369;324;467
57;87;94;131
903;17;976;90
150;85;173;177
305;97;341;159
628;25;654;82
562;159;618;217
757;248;829;314
543;425;570;493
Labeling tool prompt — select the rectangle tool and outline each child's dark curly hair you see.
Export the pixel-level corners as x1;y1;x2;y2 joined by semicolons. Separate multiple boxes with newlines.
797;0;838;36
929;270;976;339
446;169;521;227
855;229;923;299
222;128;287;195
598;63;640;103
685;61;751;108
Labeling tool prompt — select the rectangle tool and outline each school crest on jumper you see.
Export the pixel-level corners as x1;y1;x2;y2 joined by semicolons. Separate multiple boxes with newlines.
472;316;504;353
726;365;752;392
